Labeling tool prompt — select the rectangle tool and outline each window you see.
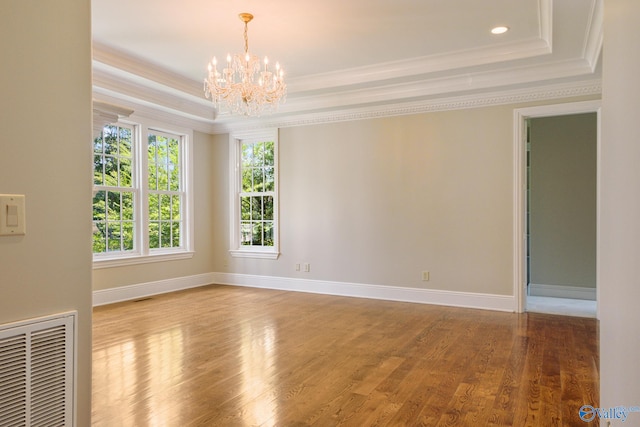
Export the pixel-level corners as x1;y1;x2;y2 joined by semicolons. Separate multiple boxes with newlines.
93;124;135;253
93;119;193;267
230;129;279;259
147;131;182;249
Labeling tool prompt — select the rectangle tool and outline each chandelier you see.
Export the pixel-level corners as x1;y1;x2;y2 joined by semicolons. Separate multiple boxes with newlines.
204;13;286;117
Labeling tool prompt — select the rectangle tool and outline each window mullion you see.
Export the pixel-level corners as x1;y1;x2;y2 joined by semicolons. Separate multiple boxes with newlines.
179;134;187;249
138;125;149;255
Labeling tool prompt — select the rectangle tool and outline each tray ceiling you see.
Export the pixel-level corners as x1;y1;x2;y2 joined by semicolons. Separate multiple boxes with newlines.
92;0;602;133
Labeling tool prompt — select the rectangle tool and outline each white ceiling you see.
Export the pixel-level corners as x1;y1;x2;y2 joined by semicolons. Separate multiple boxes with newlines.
91;0;602;133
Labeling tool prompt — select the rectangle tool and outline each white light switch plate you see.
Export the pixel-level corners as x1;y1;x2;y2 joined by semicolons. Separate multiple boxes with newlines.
0;194;26;236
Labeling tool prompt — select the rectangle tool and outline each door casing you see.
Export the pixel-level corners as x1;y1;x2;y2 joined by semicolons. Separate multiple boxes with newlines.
512;100;601;317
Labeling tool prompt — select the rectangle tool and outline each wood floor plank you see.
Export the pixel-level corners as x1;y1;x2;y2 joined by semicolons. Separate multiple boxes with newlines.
92;285;599;426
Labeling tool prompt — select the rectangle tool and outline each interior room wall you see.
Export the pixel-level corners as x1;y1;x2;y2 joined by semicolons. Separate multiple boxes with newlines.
528;113;597;290
210;98;596;298
0;1;93;425
92;130;217;291
600;0;640;414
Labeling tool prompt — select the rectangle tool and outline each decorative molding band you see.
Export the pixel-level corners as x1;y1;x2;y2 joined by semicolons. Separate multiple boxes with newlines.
211;272;516;312
92;68;214;122
92;91;216;135
529;283;597;301
93;77;601;137
92;272;215;306
212;79;602;134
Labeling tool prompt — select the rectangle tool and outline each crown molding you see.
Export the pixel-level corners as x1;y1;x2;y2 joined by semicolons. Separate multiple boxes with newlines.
92;100;134;137
275;58;596;115
92;30;552;101
208;79;601;134
92;77;601;136
539;0;552;43
92;63;215;121
93;49;599;131
93;41;204;99
287;37;552;94
92;90;217;134
583;0;604;71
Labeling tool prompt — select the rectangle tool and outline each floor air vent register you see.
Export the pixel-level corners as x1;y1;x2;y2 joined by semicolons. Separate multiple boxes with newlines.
0;312;76;427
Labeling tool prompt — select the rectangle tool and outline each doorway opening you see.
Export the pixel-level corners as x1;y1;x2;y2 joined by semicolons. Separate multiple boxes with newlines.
513;101;600;318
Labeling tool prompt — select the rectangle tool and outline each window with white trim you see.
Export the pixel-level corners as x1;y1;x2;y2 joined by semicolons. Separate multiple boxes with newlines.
147;131;183;249
93;120;193;267
230;129;279;259
92;124;135;253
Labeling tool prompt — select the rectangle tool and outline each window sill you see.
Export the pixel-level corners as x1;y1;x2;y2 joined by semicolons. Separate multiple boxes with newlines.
229;249;280;260
93;250;194;269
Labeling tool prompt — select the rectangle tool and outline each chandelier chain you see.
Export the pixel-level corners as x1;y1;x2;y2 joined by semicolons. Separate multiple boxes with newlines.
244;21;249;54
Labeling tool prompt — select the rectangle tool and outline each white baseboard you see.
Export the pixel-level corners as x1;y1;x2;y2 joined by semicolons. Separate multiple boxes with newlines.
92;271;516;311
92;272;216;306
528;283;596;301
211;272;515;312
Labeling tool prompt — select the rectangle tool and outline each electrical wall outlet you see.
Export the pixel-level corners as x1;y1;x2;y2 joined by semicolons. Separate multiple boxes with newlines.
422;271;430;281
303;263;310;272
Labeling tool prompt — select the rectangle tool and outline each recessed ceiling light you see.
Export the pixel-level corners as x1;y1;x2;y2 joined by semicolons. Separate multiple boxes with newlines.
491;26;510;35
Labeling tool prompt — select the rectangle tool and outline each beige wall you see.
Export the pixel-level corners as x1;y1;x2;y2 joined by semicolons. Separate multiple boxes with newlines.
600;0;640;415
92;130;216;290
0;1;93;425
529;113;597;289
96;95;599;302
210;100;593;297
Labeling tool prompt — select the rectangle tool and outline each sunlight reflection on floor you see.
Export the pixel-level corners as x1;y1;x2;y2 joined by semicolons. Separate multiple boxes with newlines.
240;320;278;426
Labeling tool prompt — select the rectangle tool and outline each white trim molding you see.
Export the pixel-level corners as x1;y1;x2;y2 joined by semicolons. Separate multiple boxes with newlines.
92;273;215;306
92;100;133;138
92;271;515;312
92;251;194;270
528;284;596;301
513;99;601;314
228;129;280;260
218;80;601;134
211;273;515;312
92;115;195;268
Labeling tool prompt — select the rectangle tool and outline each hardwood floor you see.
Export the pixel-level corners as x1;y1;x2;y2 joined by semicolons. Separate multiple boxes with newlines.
92;285;599;426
